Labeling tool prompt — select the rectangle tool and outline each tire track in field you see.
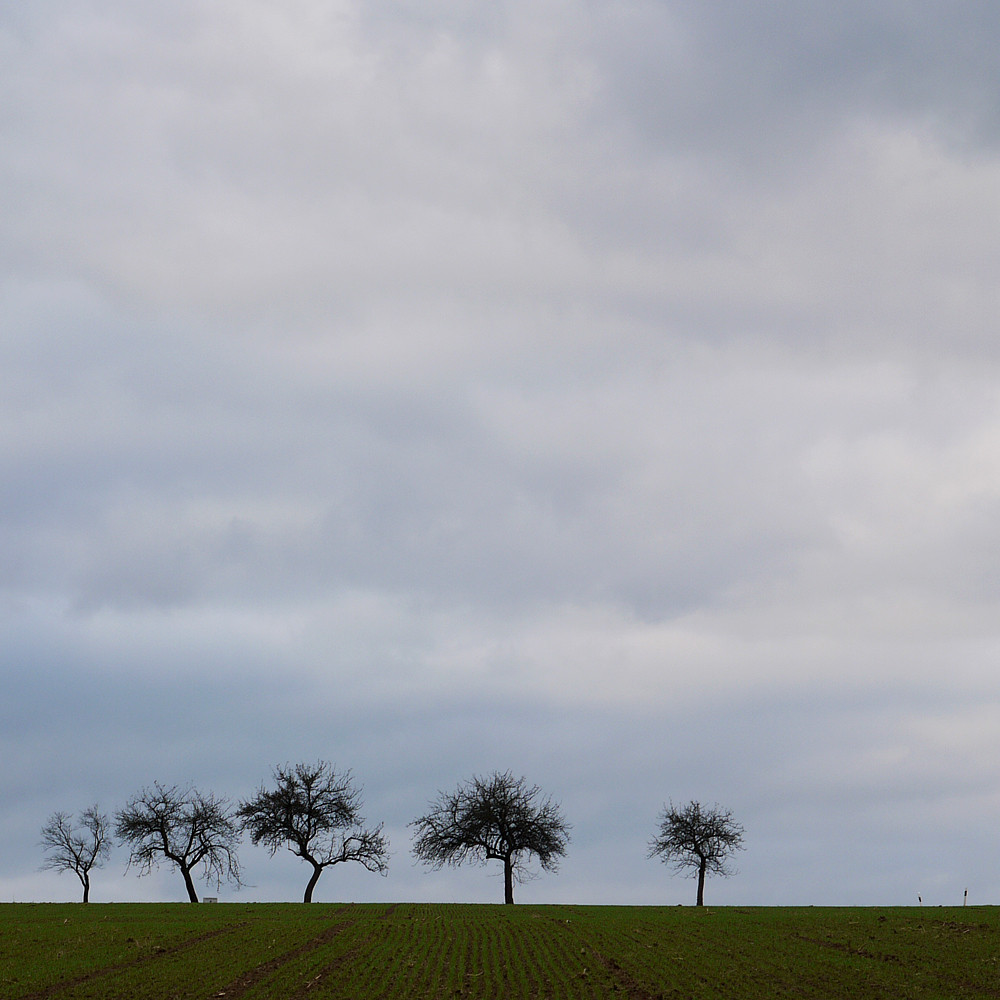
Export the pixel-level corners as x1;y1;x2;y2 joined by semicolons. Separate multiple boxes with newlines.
19;922;249;1000
544;915;663;1000
793;931;1000;999
793;933;902;963
213;916;358;1000
580;949;663;1000
282;902;401;999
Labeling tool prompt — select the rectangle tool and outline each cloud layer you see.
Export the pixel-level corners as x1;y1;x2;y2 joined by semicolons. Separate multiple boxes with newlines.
4;0;1000;905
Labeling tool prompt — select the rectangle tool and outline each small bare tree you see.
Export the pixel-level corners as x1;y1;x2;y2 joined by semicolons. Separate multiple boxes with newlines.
115;783;242;902
238;761;388;903
648;800;744;906
410;770;570;904
40;806;111;903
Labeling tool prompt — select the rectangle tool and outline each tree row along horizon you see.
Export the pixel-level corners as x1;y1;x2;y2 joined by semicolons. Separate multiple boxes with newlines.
40;762;745;905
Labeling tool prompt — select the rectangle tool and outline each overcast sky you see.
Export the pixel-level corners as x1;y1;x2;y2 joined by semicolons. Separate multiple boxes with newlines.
4;0;1000;907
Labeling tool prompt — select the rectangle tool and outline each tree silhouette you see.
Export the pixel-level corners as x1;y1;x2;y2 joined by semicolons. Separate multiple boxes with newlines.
238;761;388;902
410;770;570;904
648;800;744;905
40;806;111;903
115;783;242;902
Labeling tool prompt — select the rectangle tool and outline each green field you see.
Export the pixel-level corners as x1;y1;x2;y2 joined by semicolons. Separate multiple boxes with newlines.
2;902;999;999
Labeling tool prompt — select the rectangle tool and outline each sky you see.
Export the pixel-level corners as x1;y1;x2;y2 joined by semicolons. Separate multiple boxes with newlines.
3;0;1000;907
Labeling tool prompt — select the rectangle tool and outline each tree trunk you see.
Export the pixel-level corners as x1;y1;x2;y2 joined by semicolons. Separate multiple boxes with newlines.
303;863;323;903
696;862;706;906
180;864;200;903
504;857;514;905
82;872;90;904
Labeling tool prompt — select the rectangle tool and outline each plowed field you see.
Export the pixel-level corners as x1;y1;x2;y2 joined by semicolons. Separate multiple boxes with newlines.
2;902;998;999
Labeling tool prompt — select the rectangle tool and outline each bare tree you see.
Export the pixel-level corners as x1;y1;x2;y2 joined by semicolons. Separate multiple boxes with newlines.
40;806;111;903
238;761;388;903
648;800;744;906
410;770;570;904
115;783;242;902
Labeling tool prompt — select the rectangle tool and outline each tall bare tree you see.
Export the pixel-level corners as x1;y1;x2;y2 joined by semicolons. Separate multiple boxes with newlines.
648;800;744;905
410;770;570;904
115;783;242;902
238;761;388;903
40;806;111;903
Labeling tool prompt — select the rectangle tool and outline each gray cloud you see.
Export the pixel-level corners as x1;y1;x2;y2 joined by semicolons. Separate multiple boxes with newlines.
595;1;1000;163
4;0;1000;906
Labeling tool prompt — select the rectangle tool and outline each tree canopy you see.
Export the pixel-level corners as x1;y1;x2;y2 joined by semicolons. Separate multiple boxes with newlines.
238;761;388;903
648;799;744;905
410;770;570;904
115;783;242;902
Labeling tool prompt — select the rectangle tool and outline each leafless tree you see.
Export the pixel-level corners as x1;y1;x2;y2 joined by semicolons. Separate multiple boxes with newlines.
648;800;744;906
238;761;388;903
40;806;111;903
410;770;570;904
115;783;242;902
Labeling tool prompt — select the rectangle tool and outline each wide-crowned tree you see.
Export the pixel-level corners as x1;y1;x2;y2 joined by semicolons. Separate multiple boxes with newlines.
40;805;111;903
238;761;388;903
115;783;242;902
410;770;570;904
648;799;744;906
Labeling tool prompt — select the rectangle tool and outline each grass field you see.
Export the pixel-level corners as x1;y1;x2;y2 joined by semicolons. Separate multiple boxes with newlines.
2;902;999;999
